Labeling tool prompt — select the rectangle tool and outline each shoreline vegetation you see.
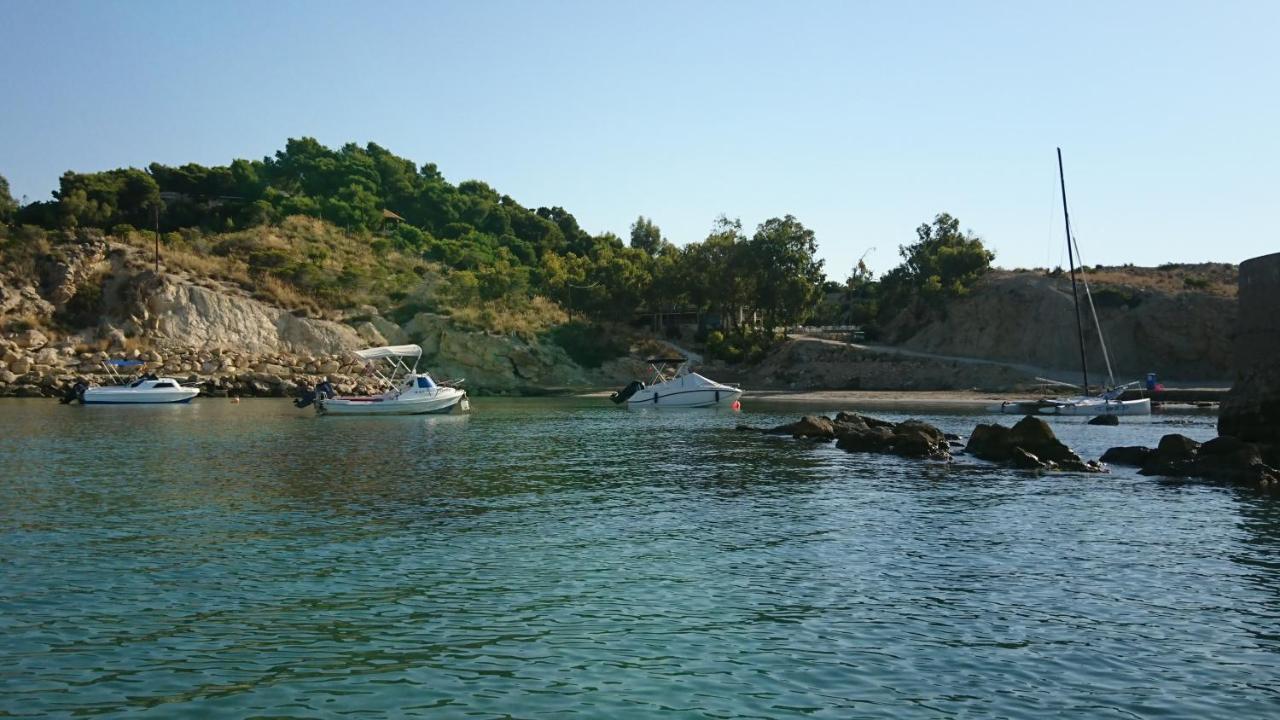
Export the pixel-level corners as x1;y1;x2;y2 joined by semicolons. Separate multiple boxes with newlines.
0;138;1239;400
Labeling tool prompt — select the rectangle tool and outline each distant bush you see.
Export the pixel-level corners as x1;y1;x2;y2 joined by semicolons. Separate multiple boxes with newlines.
705;328;776;364
547;321;628;368
1090;287;1141;308
1183;276;1210;290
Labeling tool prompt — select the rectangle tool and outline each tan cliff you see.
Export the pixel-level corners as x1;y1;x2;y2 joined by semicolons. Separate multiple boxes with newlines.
0;237;628;398
884;267;1236;384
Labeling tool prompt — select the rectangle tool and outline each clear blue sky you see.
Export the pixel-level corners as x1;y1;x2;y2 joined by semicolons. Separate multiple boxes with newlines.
2;0;1276;277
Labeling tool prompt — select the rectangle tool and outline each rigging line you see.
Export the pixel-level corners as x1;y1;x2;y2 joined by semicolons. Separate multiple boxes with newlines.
1070;233;1116;388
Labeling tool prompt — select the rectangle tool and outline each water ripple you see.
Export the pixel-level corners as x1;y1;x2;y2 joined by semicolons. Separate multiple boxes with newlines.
1;399;1277;718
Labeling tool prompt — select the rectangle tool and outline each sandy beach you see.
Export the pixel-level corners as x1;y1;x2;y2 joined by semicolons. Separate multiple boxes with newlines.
579;388;1029;410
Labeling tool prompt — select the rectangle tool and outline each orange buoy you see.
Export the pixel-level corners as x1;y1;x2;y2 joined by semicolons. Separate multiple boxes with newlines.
731;400;741;411
230;397;240;404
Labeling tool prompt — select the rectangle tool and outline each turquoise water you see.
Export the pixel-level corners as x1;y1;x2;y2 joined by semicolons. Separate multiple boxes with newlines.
1;398;1277;718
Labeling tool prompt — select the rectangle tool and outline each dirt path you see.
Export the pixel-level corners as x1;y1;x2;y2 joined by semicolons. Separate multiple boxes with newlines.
790;334;1081;387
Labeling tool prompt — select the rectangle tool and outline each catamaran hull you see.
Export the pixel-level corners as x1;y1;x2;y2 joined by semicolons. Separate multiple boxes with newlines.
626;388;742;408
988;398;1151;416
81;388;200;404
318;391;469;416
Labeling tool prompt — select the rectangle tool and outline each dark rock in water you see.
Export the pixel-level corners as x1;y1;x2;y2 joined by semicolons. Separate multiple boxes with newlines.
835;426;895;453
1199;435;1253;457
966;423;1013;461
762;412;951;460
965;415;1104;472
1100;446;1153;466
1141;434;1202;477
891;427;950;459
1009;447;1049;470
767;415;837;440
836;411;896;431
1157;433;1202;457
897;419;947;446
1120;432;1280;486
1088;414;1120;426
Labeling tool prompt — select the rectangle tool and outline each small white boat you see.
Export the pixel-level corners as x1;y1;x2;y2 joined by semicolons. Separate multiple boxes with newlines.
314;344;469;416
989;395;1151;416
611;357;742;408
72;360;200;404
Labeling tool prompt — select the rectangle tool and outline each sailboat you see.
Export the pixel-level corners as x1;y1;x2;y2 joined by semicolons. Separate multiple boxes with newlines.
990;149;1151;417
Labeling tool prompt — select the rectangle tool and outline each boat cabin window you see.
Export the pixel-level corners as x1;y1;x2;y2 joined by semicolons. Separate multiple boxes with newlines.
416;376;436;389
130;379;145;388
153;382;177;389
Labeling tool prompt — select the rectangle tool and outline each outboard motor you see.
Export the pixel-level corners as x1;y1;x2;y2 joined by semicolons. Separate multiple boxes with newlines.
294;380;336;409
293;386;318;409
60;380;89;405
610;380;645;404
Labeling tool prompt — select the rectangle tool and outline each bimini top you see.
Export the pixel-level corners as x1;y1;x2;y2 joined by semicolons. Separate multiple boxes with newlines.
354;344;423;361
645;357;688;364
106;359;145;367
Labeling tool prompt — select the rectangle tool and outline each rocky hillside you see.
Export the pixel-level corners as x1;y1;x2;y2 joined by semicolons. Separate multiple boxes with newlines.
882;265;1237;383
0;231;647;398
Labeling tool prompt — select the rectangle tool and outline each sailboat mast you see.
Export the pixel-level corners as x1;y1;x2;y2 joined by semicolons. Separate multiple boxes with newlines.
1057;147;1089;394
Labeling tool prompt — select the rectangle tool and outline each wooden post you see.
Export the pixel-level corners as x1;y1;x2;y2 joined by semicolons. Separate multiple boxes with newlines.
154;204;161;275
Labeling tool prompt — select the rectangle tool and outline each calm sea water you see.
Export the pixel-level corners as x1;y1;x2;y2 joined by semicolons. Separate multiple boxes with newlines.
1;398;1277;719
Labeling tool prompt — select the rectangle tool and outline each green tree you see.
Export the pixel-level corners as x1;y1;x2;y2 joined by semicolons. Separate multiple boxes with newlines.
629;215;665;256
747;215;826;332
0;173;16;224
880;212;994;311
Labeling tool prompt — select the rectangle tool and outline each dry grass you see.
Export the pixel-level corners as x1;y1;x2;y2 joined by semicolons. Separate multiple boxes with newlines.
449;295;570;339
1002;263;1237;298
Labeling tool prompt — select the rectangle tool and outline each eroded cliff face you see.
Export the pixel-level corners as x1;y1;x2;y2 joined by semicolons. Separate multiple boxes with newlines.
146;282;363;356
1220;253;1280;442
886;271;1235;383
0;239;629;397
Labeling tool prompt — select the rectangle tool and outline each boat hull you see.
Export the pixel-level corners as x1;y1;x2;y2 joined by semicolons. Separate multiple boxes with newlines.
626;387;742;408
988;397;1151;416
318;389;469;415
81;387;200;404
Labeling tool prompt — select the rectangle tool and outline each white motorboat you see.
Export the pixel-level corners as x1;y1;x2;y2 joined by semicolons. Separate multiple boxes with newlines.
611;357;742;408
990;149;1150;418
312;344;469;416
71;360;200;404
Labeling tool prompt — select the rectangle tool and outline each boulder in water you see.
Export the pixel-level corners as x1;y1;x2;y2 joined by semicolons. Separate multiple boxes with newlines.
966;415;1104;472
1100;446;1153;466
1088;414;1120;426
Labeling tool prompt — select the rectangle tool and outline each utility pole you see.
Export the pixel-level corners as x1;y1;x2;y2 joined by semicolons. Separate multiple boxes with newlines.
154;204;161;275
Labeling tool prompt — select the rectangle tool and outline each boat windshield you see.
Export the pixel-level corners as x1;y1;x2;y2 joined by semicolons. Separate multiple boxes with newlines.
646;358;689;384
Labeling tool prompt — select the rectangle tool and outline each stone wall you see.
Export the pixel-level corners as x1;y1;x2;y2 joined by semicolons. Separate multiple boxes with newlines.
1219;252;1280;442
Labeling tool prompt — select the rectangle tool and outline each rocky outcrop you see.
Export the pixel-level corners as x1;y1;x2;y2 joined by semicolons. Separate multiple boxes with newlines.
886;269;1236;382
403;312;594;394
1219;252;1280;443
148;281;363;355
965;416;1105;472
43;236;109;310
749;412;1108;470
1103;433;1279;486
752;412;952;460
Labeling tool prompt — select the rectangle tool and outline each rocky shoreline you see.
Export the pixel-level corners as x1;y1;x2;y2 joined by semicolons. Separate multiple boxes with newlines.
747;411;1278;487
0;328;385;399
